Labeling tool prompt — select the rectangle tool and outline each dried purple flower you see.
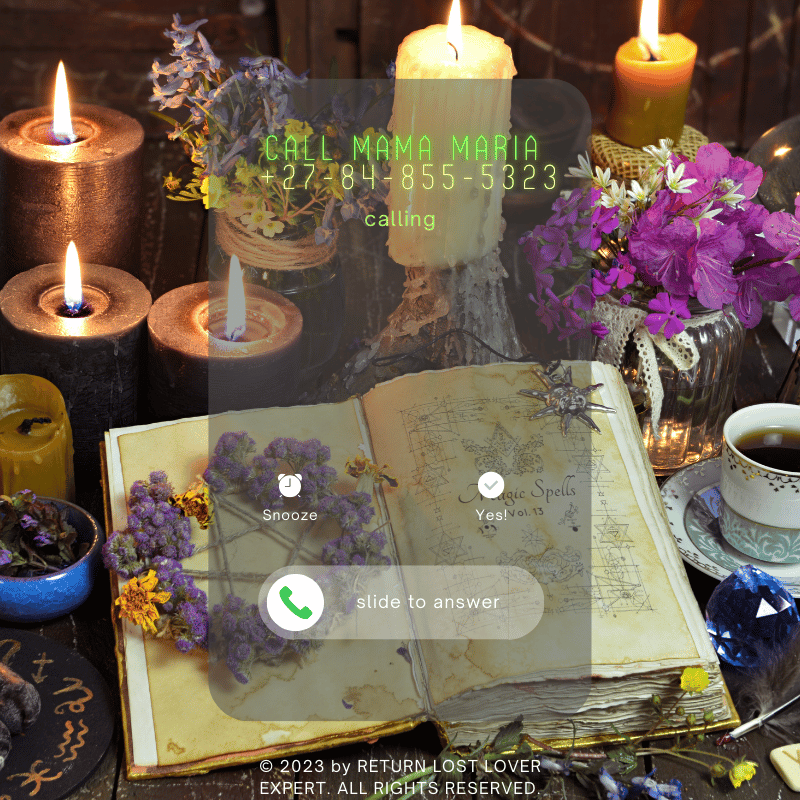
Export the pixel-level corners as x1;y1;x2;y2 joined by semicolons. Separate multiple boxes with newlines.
210;594;302;683
103;472;193;577
0;491;80;577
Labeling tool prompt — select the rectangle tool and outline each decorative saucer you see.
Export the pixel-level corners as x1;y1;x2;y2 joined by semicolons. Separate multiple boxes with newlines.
660;458;800;597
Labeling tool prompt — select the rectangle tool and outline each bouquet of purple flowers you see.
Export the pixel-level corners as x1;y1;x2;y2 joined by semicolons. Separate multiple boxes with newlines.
521;139;800;341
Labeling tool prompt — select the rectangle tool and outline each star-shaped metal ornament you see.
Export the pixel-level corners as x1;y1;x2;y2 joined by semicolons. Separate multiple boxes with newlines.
519;364;616;435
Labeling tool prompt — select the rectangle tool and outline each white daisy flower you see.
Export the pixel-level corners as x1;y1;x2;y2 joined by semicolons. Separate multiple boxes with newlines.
566;151;593;180
665;161;697;194
228;193;260;217
628;180;650;204
241;208;267;232
593;165;612;189
717;179;746;208
642;138;674;167
693;202;724;227
601;179;628;209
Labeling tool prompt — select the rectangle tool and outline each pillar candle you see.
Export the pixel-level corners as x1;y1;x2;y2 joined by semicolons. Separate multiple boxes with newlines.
0;374;74;500
0;102;144;283
147;282;303;420
605;5;697;150
0;263;151;472
388;20;515;269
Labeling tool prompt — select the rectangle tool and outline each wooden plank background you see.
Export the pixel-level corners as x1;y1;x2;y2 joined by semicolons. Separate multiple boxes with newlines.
1;0;797;154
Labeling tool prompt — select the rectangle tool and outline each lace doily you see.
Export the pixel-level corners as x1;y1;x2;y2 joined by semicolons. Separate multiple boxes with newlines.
593;294;722;436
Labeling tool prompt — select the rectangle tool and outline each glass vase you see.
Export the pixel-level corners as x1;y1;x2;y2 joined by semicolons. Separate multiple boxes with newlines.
210;210;345;388
613;303;746;476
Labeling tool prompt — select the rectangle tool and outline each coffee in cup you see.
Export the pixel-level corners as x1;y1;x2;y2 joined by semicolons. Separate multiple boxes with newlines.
719;403;800;563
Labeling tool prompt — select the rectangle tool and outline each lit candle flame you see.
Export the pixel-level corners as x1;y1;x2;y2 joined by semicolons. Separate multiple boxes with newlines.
225;255;247;341
774;146;791;158
64;241;83;312
53;61;77;145
447;0;463;61
639;0;661;60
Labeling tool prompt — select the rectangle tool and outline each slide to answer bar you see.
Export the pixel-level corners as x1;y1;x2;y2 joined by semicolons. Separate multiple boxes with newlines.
259;565;544;641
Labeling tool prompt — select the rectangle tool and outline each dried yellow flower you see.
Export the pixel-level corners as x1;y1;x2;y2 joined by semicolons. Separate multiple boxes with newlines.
728;758;757;788
162;172;181;192
680;666;709;694
200;174;228;209
170;479;214;530
116;570;170;635
345;454;398;488
284;118;313;142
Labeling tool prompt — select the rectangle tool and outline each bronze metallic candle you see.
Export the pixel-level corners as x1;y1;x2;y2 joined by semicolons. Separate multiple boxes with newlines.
0;256;151;472
147;278;303;420
0;64;144;283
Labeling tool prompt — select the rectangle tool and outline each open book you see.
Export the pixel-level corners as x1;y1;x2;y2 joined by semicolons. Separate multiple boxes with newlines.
103;362;734;779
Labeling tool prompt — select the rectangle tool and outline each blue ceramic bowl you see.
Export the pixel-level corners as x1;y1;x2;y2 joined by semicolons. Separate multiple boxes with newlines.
0;498;105;622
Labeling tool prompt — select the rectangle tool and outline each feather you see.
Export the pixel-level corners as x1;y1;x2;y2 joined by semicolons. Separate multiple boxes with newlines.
728;625;800;742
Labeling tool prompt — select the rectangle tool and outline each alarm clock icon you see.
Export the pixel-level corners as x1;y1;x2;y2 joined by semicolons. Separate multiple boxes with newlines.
278;473;303;498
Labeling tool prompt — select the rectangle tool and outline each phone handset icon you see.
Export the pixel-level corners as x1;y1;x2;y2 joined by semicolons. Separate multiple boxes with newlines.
266;574;323;632
279;585;313;619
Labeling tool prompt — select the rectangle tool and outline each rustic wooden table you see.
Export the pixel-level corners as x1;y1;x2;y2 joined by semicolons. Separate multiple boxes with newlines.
3;136;798;800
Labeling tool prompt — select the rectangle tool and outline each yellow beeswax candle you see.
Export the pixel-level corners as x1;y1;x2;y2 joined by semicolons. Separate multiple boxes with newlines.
606;0;697;148
0;375;74;500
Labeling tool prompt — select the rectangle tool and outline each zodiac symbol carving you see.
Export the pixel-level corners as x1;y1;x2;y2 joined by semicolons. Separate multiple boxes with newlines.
53;677;94;714
7;760;64;795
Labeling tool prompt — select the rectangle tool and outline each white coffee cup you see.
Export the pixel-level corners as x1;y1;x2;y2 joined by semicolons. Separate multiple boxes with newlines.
719;403;800;562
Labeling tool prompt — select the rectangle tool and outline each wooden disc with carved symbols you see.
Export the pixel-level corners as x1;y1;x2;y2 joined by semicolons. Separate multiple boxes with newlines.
0;628;114;799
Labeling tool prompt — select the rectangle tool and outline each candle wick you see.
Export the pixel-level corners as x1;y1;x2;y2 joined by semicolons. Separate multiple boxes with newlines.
643;42;659;61
53;131;78;145
448;41;459;61
56;300;93;318
17;417;52;435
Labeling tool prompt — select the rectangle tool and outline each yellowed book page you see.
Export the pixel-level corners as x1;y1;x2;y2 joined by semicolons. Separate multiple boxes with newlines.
362;363;701;707
113;404;421;767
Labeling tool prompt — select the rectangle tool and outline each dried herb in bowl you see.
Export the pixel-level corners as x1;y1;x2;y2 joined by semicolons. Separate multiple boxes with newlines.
0;491;88;577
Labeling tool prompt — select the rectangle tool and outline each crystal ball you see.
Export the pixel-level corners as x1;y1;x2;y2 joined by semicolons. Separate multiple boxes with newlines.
705;565;800;668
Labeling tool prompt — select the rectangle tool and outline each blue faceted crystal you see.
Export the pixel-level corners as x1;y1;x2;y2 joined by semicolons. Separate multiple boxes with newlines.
705;565;800;668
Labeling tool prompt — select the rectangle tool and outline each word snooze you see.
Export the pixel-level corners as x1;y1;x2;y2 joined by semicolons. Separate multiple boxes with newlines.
262;510;318;521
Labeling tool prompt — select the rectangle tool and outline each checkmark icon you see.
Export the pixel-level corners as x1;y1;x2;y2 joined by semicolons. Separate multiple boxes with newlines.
478;472;505;499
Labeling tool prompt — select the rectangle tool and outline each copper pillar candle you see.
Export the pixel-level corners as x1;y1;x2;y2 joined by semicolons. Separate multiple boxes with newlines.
148;282;303;420
0;102;144;283
0;374;74;500
0;263;151;471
